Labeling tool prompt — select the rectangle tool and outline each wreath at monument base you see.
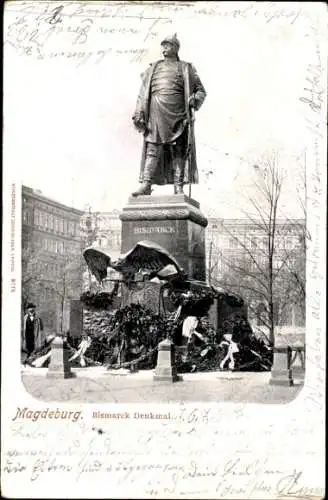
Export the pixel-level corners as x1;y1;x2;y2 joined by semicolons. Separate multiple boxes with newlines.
24;300;272;372
79;303;168;368
80;285;119;310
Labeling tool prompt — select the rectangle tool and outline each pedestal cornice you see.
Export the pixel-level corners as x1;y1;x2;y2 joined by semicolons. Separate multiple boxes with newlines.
120;194;208;228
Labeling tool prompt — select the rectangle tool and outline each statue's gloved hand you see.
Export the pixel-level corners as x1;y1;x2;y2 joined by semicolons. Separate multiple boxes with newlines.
188;94;197;108
132;112;147;133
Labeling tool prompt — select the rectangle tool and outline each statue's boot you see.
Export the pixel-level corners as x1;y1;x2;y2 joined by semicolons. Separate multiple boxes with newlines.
173;157;185;195
131;145;158;197
131;182;151;197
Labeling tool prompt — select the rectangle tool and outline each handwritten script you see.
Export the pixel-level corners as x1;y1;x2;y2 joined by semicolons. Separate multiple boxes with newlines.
299;23;326;417
4;2;304;67
2;416;325;498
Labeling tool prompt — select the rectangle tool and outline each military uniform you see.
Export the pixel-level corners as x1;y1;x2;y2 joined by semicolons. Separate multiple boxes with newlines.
132;34;206;196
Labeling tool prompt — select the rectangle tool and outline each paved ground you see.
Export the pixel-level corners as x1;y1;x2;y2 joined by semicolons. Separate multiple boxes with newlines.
21;367;303;404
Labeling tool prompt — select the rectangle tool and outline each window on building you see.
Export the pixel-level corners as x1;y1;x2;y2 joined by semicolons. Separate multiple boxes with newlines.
23;210;28;223
273;302;279;325
229;237;238;249
256;303;267;326
275;238;283;249
251;236;258;248
278;304;292;326
98;217;104;230
273;257;284;270
285;237;293;250
49;215;54;230
294;303;306;327
250;260;257;271
34;209;40;225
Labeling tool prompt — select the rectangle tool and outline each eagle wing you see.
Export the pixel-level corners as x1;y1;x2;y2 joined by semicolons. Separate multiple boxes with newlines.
84;241;185;284
83;247;112;283
112;241;184;279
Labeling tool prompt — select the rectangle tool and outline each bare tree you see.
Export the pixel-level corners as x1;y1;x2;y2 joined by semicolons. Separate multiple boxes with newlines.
207;239;220;285
38;255;83;333
283;150;308;303
21;240;43;310
23;241;83;333
272;151;308;322
213;152;287;345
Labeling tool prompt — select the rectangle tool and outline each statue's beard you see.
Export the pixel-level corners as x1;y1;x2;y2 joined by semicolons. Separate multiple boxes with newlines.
163;53;179;60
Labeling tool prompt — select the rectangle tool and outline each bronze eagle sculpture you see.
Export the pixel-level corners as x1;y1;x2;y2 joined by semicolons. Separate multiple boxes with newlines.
83;240;186;284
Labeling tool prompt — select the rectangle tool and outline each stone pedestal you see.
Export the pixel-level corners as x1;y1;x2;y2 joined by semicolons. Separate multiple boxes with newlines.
269;345;293;386
47;336;75;379
153;338;182;383
120;194;208;281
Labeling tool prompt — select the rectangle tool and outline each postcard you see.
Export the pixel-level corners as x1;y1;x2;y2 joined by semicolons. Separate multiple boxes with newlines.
2;1;326;498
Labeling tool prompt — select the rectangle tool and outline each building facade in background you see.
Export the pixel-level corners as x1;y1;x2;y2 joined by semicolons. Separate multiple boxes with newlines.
205;218;306;337
79;209;122;291
22;186;84;333
80;209;121;254
51;202;306;338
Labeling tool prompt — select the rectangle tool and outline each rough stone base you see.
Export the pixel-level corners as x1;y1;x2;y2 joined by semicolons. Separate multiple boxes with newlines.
153;373;183;383
269;345;294;386
153;364;180;382
291;367;305;381
269;370;294;386
47;370;76;379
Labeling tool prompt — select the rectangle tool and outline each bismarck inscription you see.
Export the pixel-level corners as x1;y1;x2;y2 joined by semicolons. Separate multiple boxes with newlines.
134;226;175;234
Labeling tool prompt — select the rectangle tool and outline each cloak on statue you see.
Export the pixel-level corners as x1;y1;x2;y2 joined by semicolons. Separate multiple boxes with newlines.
134;60;206;185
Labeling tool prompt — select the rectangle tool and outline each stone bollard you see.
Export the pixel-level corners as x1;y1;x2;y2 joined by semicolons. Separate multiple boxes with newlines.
153;338;182;383
269;344;293;386
290;344;305;382
47;335;76;379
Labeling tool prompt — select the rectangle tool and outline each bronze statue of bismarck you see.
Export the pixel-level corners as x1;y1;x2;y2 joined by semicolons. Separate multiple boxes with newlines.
131;34;206;196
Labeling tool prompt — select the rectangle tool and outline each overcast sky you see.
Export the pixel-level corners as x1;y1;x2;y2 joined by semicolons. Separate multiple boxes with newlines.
3;1;324;218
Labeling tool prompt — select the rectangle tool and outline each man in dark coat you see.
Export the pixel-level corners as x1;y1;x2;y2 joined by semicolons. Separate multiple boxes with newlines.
22;303;45;356
131;34;206;196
